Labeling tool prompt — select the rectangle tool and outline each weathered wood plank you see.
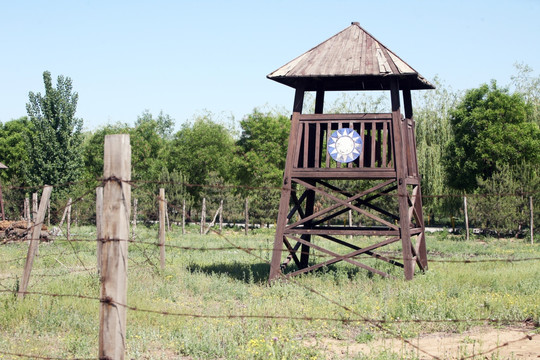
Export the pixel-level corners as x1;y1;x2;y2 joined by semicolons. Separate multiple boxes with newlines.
18;186;53;299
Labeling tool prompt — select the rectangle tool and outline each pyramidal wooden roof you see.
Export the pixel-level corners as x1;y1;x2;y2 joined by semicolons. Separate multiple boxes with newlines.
268;22;434;91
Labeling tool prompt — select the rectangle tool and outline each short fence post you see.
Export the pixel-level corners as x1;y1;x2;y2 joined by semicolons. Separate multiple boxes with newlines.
182;199;186;235
96;187;103;274
531;196;534;245
464;196;469;241
219;199;223;232
132;198;138;242
66;198;72;242
33;193;38;255
18;185;53;299
245;197;249;235
159;188;166;270
0;178;5;221
99;134;131;360
200;197;206;235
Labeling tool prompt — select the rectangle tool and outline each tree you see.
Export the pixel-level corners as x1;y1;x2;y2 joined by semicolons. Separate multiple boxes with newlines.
234;109;290;224
26;71;84;187
168;113;236;204
0;117;32;183
414;78;462;222
443;81;540;192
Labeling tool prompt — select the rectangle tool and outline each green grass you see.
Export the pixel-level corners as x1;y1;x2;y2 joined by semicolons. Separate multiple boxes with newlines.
1;225;539;359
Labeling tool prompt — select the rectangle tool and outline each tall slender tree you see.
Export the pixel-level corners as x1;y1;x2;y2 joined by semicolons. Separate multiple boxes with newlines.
26;71;84;187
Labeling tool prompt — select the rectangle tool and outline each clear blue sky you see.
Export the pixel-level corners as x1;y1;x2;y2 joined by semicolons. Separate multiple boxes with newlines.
1;0;539;131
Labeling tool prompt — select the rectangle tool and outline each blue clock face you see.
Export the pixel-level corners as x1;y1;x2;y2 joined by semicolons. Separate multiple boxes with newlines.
327;128;363;163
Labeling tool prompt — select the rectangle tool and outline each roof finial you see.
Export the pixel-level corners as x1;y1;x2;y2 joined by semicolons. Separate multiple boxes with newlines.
351;21;360;26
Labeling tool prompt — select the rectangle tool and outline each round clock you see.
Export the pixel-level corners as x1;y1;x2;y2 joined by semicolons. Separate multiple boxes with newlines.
327;128;363;163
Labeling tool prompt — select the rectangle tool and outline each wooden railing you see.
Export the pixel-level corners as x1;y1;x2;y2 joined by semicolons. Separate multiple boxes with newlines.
292;113;397;179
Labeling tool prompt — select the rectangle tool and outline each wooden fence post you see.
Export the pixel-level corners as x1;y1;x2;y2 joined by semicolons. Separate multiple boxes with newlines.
66;198;72;242
32;193;38;255
99;134;131;360
18;185;53;299
24;197;30;221
0;178;5;221
96;187;103;274
245;197;249;235
531;196;534;245
200;198;206;235
464;196;469;241
182;199;186;235
132;198;138;242
219;199;223;232
159;188;166;270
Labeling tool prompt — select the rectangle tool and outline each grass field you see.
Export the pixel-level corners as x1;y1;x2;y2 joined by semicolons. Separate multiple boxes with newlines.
1;225;539;359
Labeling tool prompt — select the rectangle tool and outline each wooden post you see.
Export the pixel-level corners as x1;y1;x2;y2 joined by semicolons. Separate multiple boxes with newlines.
348;209;353;239
165;196;170;232
464;196;469;241
219;199;223;232
25;197;31;241
132;198;137;242
391;79;414;280
99;134;131;360
24;197;30;221
245;197;249;236
18;186;53;299
32;193;38;256
159;188;166;270
96;187;103;274
200;198;206;235
66;198;72;242
182;199;186;235
47;199;50;227
0;179;5;221
269;87;305;281
531;196;534;245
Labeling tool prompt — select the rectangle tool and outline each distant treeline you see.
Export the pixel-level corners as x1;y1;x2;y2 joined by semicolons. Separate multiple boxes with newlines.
1;65;539;234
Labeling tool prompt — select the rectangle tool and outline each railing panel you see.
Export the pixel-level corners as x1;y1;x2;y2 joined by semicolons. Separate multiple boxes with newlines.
294;114;393;172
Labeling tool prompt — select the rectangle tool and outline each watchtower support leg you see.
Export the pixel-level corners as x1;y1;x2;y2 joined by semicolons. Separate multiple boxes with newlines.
391;79;415;280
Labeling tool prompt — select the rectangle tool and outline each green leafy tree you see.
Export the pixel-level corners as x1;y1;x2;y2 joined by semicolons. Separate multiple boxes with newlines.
444;81;540;192
234;109;290;224
0;117;32;183
168;112;236;205
414;78;461;223
26;71;84;187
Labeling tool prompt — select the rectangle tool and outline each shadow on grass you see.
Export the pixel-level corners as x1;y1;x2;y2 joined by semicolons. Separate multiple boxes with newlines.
187;262;271;284
186;260;382;284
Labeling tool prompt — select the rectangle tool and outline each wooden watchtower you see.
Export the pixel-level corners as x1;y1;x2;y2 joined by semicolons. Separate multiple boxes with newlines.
268;23;434;281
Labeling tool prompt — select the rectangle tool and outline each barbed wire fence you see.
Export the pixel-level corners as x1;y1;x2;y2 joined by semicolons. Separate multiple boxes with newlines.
1;138;539;359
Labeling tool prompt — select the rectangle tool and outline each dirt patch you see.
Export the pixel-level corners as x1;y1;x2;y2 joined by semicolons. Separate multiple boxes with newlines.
308;325;540;359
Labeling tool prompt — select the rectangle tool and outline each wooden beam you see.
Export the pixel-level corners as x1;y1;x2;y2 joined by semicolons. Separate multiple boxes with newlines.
390;78;414;280
18;185;53;299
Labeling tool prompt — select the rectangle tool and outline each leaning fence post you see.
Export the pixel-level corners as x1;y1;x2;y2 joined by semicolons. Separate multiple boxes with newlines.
18;185;53;299
159;188;166;270
99;134;131;360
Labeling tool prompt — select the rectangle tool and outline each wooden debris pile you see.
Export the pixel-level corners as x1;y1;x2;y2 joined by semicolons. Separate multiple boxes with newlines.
0;220;52;244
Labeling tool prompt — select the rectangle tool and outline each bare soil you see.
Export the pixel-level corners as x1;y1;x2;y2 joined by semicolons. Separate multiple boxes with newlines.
309;325;540;359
